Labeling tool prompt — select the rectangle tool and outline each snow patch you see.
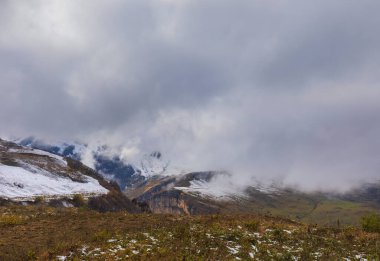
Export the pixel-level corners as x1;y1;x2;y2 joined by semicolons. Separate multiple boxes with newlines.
175;179;246;198
0;164;108;199
139;152;189;178
8;147;67;166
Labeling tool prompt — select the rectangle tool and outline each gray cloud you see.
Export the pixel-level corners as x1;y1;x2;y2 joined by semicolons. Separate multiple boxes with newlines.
1;0;380;191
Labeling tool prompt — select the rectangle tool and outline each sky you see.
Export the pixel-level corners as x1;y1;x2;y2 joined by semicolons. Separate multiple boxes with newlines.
1;0;380;191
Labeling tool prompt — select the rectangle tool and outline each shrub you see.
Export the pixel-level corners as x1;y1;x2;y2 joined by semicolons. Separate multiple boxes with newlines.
34;196;44;204
245;220;260;232
273;228;286;243
361;213;380;233
72;194;86;207
343;227;356;242
92;230;112;242
27;250;37;261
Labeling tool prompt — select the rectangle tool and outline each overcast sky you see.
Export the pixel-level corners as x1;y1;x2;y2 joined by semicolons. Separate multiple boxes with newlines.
1;0;380;191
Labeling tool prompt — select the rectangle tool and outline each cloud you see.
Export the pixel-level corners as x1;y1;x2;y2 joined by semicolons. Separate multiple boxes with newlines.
1;0;380;191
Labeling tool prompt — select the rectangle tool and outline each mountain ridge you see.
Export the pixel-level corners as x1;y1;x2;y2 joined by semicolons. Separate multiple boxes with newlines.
4;137;380;225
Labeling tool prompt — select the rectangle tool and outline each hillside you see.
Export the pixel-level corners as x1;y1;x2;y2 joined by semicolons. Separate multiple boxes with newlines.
126;172;380;226
14;137;189;190
15;137;143;190
0;139;108;199
0;139;139;213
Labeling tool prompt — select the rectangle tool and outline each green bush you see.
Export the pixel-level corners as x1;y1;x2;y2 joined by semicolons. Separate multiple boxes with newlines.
361;213;380;233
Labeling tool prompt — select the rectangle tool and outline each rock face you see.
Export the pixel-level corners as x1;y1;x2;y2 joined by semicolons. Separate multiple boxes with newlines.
126;175;220;215
139;190;220;215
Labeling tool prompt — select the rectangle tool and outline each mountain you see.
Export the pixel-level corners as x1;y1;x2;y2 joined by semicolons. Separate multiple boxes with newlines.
15;137;189;190
10;137;380;225
0;138;139;212
0;138;106;199
126;171;380;225
17;137;84;160
15;137;142;190
0;139;378;258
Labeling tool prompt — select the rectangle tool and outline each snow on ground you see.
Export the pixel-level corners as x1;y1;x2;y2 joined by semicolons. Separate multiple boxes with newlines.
174;175;284;199
139;153;189;178
8;147;67;166
175;179;247;198
0;164;108;199
139;153;170;177
28;149;67;165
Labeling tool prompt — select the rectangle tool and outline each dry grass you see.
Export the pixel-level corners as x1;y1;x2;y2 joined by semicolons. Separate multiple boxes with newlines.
0;214;26;227
0;206;379;260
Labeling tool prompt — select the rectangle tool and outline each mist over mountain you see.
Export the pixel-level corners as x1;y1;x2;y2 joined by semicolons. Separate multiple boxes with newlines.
2;2;380;260
1;1;380;192
13;135;379;197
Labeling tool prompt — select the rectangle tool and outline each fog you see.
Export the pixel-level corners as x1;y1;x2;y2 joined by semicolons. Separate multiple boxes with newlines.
1;0;380;191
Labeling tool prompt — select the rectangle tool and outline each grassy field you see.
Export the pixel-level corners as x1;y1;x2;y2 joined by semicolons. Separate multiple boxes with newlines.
0;206;379;260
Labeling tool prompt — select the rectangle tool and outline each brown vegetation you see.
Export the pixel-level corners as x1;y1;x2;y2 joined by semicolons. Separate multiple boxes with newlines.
0;206;378;260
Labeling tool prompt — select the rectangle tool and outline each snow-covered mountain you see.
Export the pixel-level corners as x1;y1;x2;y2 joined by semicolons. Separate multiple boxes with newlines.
139;151;169;177
139;151;190;178
15;137;139;189
13;137;279;200
15;137;189;190
5;137;380;224
0;139;108;200
16;137;85;160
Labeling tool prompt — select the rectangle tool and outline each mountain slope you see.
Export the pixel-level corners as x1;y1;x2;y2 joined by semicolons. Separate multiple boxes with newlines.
0;138;141;213
15;137;143;190
0;139;108;199
126;171;380;225
10;137;380;224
